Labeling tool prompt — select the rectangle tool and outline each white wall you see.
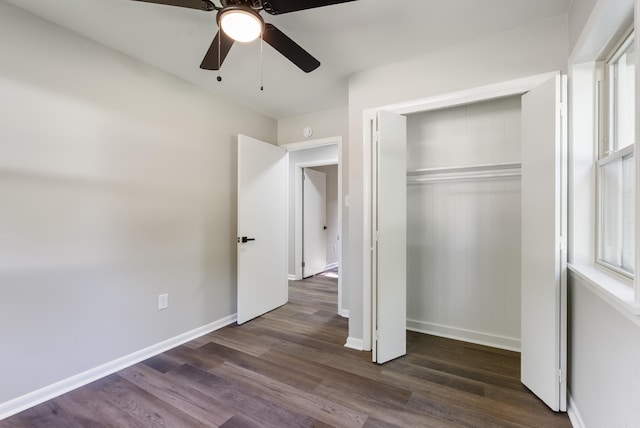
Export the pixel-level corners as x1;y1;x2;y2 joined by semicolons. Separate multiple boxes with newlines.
277;106;347;145
568;277;640;427
566;0;640;426
0;1;276;407
568;0;599;53
406;97;522;350
347;16;569;342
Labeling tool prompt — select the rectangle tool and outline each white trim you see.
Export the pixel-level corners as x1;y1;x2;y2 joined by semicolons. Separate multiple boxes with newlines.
339;309;350;318
362;111;376;352
344;337;364;351
0;314;237;420
569;264;640;324
288;274;297;281
377;72;559;115
567;392;587;428
281;137;341;151
324;262;339;271
361;72;560;357
635;0;640;309
568;0;634;65
406;319;521;352
284;136;345;317
597;134;634;166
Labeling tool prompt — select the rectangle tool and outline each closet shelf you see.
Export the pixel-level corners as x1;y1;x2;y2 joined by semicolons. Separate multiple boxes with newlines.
407;161;521;184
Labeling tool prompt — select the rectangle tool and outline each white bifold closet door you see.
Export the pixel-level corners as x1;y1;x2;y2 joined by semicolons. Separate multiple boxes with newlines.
237;134;288;325
520;73;567;412
371;110;407;364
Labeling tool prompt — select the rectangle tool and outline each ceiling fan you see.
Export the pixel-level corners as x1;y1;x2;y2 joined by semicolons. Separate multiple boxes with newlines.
132;0;357;73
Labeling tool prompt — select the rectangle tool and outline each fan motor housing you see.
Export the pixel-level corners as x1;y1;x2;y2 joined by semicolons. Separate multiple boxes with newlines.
221;0;261;8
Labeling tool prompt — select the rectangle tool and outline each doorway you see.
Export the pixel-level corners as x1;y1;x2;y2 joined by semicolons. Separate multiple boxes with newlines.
302;165;339;278
281;137;346;317
362;71;567;411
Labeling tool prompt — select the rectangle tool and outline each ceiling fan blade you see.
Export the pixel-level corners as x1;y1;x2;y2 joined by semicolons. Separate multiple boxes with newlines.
262;24;320;73
262;0;357;15
130;0;215;11
200;31;235;70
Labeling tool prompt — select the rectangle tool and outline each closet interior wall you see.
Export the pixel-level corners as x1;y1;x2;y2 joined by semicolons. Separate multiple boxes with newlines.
406;95;523;351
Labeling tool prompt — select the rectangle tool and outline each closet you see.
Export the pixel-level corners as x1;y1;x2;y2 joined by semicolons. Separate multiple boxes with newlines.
406;96;522;351
367;72;566;411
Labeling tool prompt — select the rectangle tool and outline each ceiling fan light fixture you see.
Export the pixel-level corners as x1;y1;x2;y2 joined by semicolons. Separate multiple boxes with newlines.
219;7;264;43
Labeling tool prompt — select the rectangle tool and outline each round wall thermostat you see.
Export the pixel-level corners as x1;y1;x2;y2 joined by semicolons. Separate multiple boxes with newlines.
303;126;313;138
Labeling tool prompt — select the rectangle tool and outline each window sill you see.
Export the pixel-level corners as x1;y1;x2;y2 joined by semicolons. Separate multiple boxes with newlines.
568;264;640;323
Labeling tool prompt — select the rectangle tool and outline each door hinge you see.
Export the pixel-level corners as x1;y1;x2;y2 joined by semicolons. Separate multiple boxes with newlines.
559;102;566;118
375;330;379;340
559;236;566;252
302;261;306;268
557;369;563;384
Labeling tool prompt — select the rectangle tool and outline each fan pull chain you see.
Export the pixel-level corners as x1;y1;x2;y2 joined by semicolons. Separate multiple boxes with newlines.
260;32;264;91
217;31;222;82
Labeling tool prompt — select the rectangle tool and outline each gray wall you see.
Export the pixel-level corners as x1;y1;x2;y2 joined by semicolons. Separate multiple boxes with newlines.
278;106;347;146
0;1;276;405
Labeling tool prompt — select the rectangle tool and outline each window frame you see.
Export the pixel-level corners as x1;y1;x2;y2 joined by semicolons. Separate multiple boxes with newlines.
596;27;636;280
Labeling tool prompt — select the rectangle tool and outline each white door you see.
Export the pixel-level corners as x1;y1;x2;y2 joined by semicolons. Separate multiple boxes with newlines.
520;73;567;411
303;168;327;278
237;134;288;325
372;110;407;364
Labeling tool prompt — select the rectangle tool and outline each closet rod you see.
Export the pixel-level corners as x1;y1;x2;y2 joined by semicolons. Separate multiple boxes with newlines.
407;161;521;184
407;169;521;184
407;161;521;177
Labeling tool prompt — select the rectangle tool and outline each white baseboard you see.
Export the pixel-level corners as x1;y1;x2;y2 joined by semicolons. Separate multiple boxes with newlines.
406;319;520;352
567;392;585;428
339;309;349;318
288;274;297;281
344;337;364;351
0;314;237;421
324;262;339;271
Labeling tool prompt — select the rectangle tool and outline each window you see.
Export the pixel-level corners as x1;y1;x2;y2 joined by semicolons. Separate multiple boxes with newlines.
598;30;636;277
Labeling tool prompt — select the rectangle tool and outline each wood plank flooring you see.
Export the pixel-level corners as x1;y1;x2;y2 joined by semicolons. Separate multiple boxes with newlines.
1;273;572;427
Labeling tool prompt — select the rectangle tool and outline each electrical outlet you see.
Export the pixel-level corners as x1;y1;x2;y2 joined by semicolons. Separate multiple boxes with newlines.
158;293;169;310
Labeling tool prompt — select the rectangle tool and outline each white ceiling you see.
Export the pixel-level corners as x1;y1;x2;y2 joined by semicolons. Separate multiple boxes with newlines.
5;0;572;119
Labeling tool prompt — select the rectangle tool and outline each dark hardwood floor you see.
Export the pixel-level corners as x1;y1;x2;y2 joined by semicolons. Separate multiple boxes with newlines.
1;272;572;427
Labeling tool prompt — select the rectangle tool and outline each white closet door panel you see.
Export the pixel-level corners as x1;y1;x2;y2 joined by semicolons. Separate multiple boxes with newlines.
520;74;567;412
374;110;407;364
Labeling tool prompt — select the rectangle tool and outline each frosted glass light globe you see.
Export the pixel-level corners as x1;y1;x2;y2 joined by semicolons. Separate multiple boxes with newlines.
220;9;263;43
